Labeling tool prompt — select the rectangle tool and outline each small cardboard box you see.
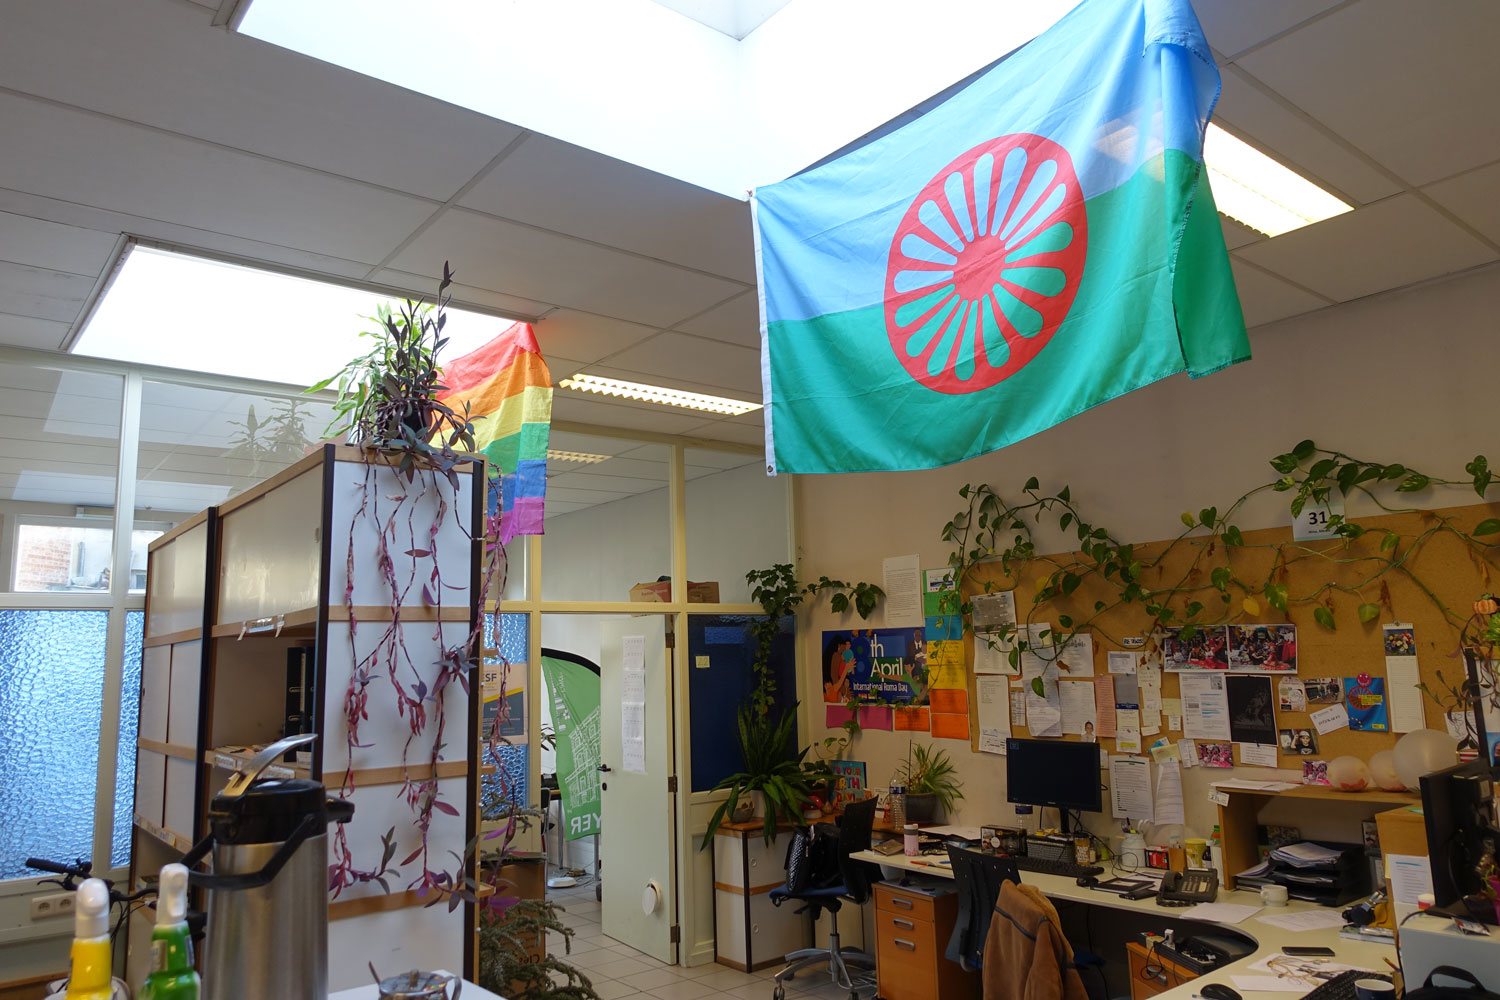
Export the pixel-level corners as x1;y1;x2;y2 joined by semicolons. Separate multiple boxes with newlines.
1374;806;1428;928
628;580;719;603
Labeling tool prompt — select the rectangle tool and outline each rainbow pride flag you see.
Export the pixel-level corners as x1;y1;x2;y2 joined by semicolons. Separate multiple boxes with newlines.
437;322;552;542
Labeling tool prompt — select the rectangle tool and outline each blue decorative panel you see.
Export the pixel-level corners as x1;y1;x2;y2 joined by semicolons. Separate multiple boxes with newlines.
482;744;529;814
483;612;528;666
0;610;108;881
112;611;145;868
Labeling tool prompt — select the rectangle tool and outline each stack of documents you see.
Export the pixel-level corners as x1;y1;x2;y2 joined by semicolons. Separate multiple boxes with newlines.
1271;842;1344;866
1262;842;1368;906
1234;859;1273;888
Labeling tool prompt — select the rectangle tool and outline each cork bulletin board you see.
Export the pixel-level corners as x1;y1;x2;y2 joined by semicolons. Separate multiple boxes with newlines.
964;499;1500;766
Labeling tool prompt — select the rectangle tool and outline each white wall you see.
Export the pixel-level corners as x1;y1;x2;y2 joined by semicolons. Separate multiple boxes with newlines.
793;262;1500;852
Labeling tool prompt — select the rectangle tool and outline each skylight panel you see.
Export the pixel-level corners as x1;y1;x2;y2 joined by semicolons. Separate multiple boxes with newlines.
72;247;517;388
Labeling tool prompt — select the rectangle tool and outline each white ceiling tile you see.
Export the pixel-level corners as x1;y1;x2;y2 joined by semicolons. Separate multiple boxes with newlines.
547;430;639;457
1228;259;1330;328
1193;0;1342;57
390;209;744;329
0;93;437;264
1424;162;1500;246
545;485;633;506
0;262;96;323
1214;68;1401;205
673;291;760;348
457;134;756;283
1220;217;1263;252
0;212;118;276
596;332;762;396
1234;195;1497;302
533;310;660;366
0;0;520;201
1236;0;1500;187
547;471;667;494
0;311;72;351
550;392;722;435
367;268;554;319
679;419;767;447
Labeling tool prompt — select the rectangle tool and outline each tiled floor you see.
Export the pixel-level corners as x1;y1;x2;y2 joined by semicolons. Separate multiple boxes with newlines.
544;878;869;1000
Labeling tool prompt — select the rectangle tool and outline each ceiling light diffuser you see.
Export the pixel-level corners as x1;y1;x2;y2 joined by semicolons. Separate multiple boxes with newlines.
546;449;611;464
558;373;761;416
1203;124;1353;238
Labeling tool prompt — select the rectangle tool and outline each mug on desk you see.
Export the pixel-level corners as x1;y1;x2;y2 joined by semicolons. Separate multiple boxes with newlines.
1184;838;1208;868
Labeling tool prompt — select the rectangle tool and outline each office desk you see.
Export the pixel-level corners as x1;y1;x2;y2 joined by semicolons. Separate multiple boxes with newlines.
850;850;1396;1000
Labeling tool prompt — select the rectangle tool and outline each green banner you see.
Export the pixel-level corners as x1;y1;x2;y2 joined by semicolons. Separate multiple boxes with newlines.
541;653;602;841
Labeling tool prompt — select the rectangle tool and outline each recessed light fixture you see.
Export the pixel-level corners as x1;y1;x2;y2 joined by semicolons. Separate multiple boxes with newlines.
558;373;762;416
1203;124;1353;238
546;449;611;464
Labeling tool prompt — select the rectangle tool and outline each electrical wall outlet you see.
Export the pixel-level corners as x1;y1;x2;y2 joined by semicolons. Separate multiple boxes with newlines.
29;892;75;921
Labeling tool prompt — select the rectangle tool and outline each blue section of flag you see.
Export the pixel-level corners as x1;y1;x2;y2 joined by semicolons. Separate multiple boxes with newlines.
755;0;1218;325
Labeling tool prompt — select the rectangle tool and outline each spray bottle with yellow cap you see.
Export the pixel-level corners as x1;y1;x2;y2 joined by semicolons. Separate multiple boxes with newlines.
62;878;113;1000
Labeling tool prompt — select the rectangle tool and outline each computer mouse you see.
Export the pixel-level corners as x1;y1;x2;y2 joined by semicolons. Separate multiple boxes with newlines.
1199;983;1242;1000
1075;875;1099;888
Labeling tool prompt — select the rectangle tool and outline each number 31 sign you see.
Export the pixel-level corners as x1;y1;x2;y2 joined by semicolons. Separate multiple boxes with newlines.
1292;494;1347;541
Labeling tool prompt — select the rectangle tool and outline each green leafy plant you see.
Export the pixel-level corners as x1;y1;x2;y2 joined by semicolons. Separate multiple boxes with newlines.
895;742;964;814
700;705;813;849
477;897;601;1000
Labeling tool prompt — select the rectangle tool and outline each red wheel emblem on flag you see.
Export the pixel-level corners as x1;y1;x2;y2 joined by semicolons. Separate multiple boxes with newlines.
885;134;1087;394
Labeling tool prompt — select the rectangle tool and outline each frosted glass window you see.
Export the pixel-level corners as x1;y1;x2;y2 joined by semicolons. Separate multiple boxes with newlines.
112;611;145;868
686;449;789;604
0;610;108;881
481;613;530;811
0;365;123;594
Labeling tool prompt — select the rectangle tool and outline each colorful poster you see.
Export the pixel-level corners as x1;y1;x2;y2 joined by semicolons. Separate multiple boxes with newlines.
821;627;926;704
1345;674;1389;731
1227;624;1298;672
830;760;867;808
1163;625;1229;670
923;567;956;618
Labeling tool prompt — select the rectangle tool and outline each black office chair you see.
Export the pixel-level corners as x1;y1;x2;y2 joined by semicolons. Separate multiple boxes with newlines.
945;845;1020;970
768;797;880;999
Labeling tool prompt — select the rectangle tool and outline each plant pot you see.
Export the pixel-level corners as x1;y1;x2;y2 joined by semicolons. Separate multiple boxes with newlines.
731;800;755;823
748;790;767;818
904;792;940;824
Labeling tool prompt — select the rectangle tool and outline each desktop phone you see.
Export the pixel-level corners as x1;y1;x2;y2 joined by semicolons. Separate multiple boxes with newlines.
1156;868;1218;906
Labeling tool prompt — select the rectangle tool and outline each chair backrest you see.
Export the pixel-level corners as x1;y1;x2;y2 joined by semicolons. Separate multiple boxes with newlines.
836;797;880;904
945;845;1020;970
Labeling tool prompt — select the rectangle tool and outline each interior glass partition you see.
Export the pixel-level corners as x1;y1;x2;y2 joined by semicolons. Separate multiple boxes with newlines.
685;447;789;604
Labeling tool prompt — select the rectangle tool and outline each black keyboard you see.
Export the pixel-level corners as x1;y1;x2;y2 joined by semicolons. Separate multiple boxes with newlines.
1011;855;1105;878
1302;970;1392;1000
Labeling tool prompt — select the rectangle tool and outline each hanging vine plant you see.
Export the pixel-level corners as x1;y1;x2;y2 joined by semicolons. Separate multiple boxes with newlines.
938;441;1499;715
310;263;514;908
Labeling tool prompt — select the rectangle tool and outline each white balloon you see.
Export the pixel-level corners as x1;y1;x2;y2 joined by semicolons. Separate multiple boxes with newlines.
1369;749;1404;791
1328;755;1370;792
1394;729;1459;791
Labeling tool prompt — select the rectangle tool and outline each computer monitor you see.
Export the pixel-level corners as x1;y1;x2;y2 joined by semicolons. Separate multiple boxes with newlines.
1420;758;1499;912
1005;738;1103;832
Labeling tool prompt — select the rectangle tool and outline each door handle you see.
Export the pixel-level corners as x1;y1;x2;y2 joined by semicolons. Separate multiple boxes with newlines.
597;764;612;772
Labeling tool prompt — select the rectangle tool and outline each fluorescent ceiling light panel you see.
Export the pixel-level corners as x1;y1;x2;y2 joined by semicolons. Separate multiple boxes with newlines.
73;247;518;388
547;449;612;465
1203;124;1353;237
558;373;761;416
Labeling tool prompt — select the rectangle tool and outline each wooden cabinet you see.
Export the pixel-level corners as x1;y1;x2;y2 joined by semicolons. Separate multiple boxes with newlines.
713;821;808;971
127;445;483;990
873;882;976;1000
1126;941;1200;1000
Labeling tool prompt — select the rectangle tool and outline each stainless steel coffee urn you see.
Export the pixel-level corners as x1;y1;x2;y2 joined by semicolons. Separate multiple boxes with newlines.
183;735;353;1000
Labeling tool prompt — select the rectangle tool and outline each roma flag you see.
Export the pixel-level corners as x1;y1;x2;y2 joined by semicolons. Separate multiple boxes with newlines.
437;322;552;542
754;0;1248;474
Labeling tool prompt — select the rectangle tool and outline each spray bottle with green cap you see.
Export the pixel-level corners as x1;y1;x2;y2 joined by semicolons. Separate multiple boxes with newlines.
63;878;113;1000
139;863;199;1000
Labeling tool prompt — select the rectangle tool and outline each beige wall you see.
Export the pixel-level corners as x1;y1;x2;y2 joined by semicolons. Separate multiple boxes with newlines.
792;261;1500;854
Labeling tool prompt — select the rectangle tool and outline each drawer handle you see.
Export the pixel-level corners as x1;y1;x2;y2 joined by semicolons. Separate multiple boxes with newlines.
892;918;915;930
894;938;916;951
891;897;914;910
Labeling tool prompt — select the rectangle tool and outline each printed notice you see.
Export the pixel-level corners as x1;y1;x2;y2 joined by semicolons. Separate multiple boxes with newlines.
621;702;646;774
1154;760;1185;825
1094;676;1118;738
1061;680;1098;737
1310;702;1349;735
1109;755;1153;821
1180;673;1230;740
977;675;1010;754
623;635;646;702
1108;650;1140;674
882;554;923;627
1056;632;1095;677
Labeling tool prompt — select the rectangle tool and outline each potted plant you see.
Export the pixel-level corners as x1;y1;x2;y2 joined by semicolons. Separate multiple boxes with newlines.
895;742;963;823
702;705;814;847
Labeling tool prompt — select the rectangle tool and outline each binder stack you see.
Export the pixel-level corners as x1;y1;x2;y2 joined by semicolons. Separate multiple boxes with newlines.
1256;841;1370;906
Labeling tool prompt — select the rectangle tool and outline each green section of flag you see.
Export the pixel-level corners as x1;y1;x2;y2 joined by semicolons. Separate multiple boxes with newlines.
540;654;602;841
766;150;1247;474
480;422;551;476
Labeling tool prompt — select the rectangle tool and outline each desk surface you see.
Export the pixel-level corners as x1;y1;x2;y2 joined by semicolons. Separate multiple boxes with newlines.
330;972;502;1000
851;850;1395;1000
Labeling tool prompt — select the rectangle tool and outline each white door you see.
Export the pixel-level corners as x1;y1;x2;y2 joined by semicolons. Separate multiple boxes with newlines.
598;615;677;963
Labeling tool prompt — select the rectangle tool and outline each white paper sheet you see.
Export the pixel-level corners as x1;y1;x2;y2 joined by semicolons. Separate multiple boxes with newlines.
1010;689;1028;726
1253;909;1348;932
1057;632;1095;677
1180;902;1261;924
977;675;1010;754
1386;658;1426;733
1141;665;1162;736
1024;656;1063;737
882;554;923;627
1180;673;1231;740
1178;739;1197;766
623;634;646;702
1061;679;1097;736
1108;650;1140;674
1239;743;1279;767
621;701;646;774
1310;702;1350;735
1154;760;1185;825
1231;976;1308;993
1109;755;1153;821
1389;853;1434;922
971;590;1016;630
974;633;1017;675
